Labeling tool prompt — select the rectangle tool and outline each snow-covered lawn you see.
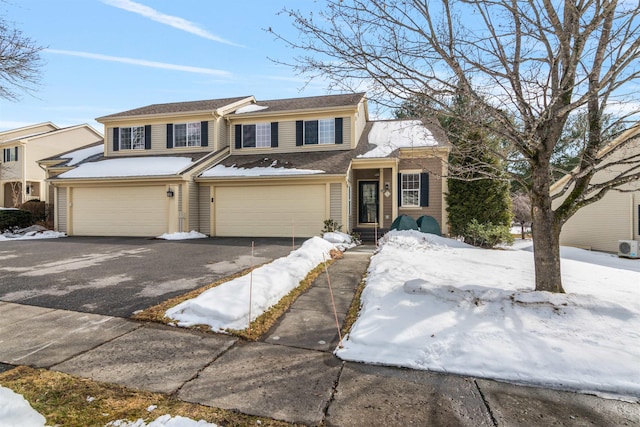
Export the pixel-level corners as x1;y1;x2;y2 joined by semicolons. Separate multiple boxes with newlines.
166;236;335;331
336;230;640;401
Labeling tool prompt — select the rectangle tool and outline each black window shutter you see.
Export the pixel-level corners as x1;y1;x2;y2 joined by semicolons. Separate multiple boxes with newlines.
335;118;343;144
166;124;173;148
296;120;303;146
235;124;242;149
270;122;279;147
398;173;402;206
420;173;429;207
144;125;152;149
201;121;208;147
14;147;18;161
113;127;120;152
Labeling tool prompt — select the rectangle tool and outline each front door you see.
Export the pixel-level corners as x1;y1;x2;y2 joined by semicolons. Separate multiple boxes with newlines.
359;181;379;224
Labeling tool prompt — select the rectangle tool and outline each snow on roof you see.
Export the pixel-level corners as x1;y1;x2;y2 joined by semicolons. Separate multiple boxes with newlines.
58;157;194;179
201;161;325;177
358;120;439;158
235;104;269;114
61;144;104;166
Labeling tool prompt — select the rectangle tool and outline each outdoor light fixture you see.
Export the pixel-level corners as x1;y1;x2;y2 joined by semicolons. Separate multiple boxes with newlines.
166;188;174;198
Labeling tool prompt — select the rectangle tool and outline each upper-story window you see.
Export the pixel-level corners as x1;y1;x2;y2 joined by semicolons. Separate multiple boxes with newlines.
242;123;271;148
234;122;278;149
305;119;335;145
112;125;151;152
2;147;18;162
119;126;145;150
296;118;343;146
174;122;201;147
166;121;208;149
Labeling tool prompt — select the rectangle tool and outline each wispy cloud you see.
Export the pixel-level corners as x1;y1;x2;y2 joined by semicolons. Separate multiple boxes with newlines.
46;49;232;77
101;0;241;47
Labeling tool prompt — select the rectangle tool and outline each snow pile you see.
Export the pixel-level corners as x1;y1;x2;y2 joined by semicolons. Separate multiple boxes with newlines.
157;231;207;240
58;157;194;178
166;237;335;331
107;415;218;427
359;120;439;158
0;225;66;241
235;104;268;114
323;231;357;251
62;144;104;166
0;386;47;427
337;230;640;400
201;163;325;177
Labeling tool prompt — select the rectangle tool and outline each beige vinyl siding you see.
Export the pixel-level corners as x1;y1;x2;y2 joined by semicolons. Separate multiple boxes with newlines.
552;132;640;252
330;183;342;224
231;117;352;155
353;100;368;148
0;146;22;180
559;191;636;252
199;185;211;235
216;117;227;149
0;123;57;142
71;186;167;236
188;181;199;232
26;127;102;180
105;116;217;156
214;184;326;237
57;187;67;233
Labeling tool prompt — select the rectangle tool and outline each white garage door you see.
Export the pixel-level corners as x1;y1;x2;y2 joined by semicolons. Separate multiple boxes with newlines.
215;185;326;237
72;186;167;236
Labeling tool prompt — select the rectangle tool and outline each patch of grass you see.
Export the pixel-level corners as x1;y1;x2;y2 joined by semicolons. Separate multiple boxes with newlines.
340;271;368;340
0;366;297;427
133;259;335;341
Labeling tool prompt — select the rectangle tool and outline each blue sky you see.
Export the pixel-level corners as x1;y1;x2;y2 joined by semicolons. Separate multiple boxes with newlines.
0;0;328;132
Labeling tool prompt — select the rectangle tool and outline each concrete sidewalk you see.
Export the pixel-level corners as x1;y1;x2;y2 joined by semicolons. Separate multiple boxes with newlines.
0;250;639;426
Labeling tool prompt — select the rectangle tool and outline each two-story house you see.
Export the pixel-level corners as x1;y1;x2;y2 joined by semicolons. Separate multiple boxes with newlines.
43;93;451;238
0;122;103;208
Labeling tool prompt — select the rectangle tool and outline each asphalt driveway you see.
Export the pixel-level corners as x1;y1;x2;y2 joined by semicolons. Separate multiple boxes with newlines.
0;237;294;317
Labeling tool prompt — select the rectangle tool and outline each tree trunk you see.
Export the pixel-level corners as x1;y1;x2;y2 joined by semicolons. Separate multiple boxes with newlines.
530;164;565;293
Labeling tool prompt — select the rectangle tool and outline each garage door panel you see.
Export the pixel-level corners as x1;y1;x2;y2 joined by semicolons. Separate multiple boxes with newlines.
216;185;325;237
73;186;167;236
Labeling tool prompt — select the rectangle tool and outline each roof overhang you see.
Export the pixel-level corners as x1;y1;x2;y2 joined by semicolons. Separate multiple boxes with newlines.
196;173;345;185
48;175;187;186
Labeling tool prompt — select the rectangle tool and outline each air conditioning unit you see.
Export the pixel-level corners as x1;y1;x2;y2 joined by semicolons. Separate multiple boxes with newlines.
618;240;639;259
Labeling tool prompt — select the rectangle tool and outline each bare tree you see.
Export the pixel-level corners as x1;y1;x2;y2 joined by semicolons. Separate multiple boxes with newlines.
0;12;44;100
271;0;640;293
512;192;532;240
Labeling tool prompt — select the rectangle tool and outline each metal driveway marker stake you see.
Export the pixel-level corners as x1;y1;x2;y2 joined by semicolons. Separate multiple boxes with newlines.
323;253;343;347
248;241;254;338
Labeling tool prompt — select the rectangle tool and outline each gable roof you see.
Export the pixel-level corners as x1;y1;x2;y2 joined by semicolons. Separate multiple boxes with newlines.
97;96;253;121
0;124;102;147
232;93;366;116
0;122;59;143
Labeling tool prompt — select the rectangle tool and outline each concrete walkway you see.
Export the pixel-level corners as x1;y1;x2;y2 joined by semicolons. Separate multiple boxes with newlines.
0;249;639;426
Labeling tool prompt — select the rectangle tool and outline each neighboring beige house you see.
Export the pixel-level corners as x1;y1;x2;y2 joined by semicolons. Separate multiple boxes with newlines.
42;93;451;238
551;124;640;253
0;122;103;208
